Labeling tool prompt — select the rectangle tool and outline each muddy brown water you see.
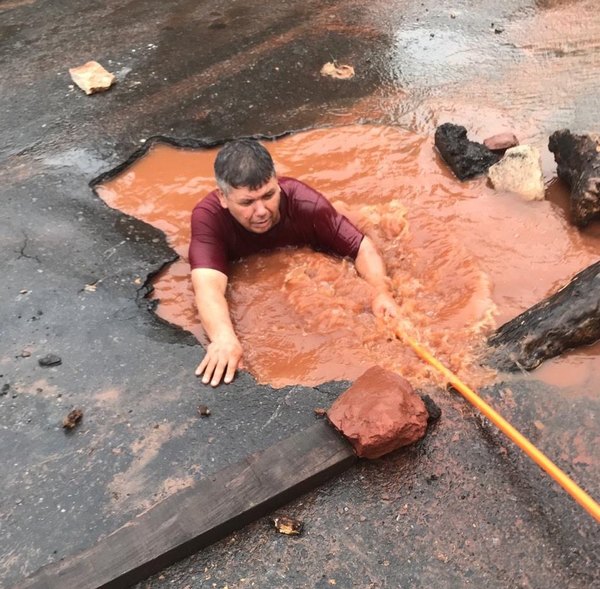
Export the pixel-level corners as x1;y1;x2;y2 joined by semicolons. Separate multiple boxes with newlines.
97;125;600;392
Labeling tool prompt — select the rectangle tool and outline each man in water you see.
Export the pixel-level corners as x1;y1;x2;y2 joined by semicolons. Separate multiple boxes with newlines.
189;138;398;386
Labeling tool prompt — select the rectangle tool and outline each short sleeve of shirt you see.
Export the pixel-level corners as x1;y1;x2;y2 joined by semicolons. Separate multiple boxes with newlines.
188;196;229;274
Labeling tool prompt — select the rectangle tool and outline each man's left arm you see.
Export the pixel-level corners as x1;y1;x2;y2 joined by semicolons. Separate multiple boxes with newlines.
354;236;399;319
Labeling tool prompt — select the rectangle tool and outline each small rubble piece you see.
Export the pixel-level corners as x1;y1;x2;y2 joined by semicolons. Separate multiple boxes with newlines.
483;132;519;153
63;408;83;430
487;145;545;201
69;61;115;95
313;407;327;417
487;260;600;370
273;515;303;535
327;366;429;459
320;62;355;80
434;123;501;180
207;17;227;29
419;394;442;425
197;404;211;417
38;354;62;367
548;129;600;227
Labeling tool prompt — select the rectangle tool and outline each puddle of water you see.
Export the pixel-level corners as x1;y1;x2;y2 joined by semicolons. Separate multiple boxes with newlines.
389;28;499;87
97;125;600;392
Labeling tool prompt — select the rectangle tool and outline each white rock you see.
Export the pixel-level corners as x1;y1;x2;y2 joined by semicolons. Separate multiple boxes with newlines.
487;145;545;201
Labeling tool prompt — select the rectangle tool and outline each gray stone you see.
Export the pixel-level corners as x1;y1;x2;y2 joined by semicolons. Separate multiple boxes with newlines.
38;354;62;367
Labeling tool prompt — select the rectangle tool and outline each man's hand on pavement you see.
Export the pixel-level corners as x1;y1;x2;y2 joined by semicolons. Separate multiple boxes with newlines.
195;336;243;386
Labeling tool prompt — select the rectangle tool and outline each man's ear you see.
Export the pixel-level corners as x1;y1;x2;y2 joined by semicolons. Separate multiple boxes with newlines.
216;188;229;209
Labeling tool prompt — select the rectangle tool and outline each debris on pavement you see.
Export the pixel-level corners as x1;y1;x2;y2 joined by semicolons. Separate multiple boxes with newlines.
272;515;303;535
62;408;83;430
419;394;442;425
487;145;545;200
548;129;600;226
320;62;355;79
313;407;327;417
69;61;116;95
38;354;62;367
197;404;211;417
434;123;501;180
483;132;519;152
327;365;429;459
487;260;600;370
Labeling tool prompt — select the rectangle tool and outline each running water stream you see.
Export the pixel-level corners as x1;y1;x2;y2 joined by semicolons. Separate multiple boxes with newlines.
97;125;600;392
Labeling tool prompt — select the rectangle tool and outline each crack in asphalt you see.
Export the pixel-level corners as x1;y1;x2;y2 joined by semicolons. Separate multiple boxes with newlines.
16;231;41;264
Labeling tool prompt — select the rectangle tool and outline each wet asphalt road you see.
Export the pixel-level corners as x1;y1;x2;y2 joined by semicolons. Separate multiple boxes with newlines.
1;0;599;588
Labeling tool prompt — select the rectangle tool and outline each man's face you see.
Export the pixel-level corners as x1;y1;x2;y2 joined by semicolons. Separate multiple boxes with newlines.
218;175;281;233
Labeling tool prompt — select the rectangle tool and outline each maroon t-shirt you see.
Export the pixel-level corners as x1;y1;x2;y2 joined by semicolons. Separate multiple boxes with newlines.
189;177;364;274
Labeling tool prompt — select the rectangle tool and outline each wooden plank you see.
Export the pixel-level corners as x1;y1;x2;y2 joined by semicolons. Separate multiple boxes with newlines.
14;421;356;589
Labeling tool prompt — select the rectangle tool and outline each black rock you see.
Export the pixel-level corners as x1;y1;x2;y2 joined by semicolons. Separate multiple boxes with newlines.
1;383;9;396
38;354;62;367
420;394;442;424
548;129;600;227
434;123;501;180
197;404;211;417
487;260;600;371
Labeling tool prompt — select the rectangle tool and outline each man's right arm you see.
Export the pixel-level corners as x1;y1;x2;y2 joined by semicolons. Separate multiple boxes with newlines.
191;268;243;386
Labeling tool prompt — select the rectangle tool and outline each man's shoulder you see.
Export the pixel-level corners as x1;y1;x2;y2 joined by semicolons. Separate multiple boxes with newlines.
279;176;314;194
278;176;324;210
191;190;230;239
278;176;301;189
192;190;222;215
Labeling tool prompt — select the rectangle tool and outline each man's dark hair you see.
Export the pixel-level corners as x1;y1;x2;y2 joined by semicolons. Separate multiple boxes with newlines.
214;139;275;195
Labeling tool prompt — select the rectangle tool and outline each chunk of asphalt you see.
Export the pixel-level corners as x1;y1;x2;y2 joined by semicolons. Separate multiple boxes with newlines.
38;354;62;367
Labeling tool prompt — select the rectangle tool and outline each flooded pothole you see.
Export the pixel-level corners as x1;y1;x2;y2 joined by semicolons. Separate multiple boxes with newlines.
96;124;600;392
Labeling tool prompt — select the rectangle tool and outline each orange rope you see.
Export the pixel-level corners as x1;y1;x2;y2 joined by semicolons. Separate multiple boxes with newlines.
394;327;600;523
